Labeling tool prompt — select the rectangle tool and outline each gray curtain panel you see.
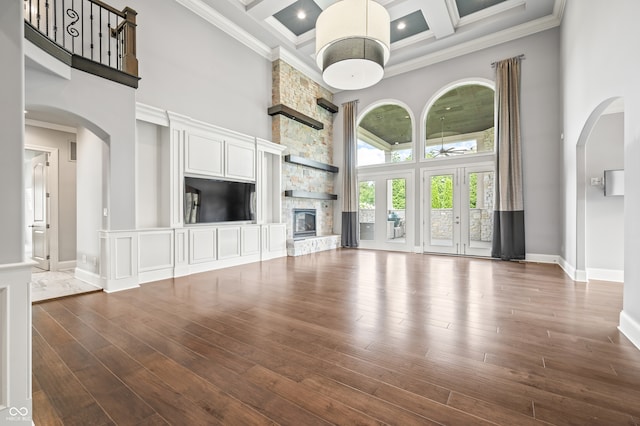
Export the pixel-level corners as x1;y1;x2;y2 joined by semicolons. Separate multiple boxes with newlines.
492;57;525;260
342;100;359;248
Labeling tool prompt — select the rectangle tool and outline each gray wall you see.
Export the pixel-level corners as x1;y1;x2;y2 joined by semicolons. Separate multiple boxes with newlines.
332;28;562;257
0;1;25;263
561;0;640;342
75;127;106;274
25;125;77;262
109;0;272;140
585;113;624;272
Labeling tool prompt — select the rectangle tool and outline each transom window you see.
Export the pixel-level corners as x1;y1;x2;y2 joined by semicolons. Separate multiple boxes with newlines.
425;84;495;159
357;104;413;166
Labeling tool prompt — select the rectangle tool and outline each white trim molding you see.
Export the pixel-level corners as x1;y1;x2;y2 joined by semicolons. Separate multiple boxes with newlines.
619;311;640;351
0;262;33;423
558;257;587;282
587;268;624;283
136;103;170;126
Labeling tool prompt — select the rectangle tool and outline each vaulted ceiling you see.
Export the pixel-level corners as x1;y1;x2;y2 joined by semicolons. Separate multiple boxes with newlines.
189;0;564;91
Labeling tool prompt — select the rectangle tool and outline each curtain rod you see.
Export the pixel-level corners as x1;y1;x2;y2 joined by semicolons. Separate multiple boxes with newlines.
491;54;525;68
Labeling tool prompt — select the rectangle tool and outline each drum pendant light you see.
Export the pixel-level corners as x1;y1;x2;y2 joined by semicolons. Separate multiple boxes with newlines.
315;0;390;90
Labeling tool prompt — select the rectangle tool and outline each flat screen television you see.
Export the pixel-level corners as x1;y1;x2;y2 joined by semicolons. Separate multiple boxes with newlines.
184;176;255;224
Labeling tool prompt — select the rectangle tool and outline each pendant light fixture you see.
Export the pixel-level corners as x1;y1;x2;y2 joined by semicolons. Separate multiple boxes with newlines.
315;0;390;90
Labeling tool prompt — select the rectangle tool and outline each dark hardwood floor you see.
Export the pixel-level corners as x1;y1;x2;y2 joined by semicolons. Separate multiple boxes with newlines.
32;250;640;425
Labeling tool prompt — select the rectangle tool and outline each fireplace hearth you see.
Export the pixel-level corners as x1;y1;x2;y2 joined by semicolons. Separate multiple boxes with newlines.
293;209;316;239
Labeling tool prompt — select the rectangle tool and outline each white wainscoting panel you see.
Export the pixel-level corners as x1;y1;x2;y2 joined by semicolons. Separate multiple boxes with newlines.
174;228;189;277
242;225;261;256
139;231;174;272
0;263;33;422
115;236;134;280
189;228;217;264
218;226;241;259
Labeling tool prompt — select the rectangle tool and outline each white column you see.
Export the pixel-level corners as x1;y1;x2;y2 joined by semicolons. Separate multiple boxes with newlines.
0;2;33;423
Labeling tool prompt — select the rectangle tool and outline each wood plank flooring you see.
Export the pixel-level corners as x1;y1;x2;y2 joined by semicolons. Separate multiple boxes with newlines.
32;250;640;425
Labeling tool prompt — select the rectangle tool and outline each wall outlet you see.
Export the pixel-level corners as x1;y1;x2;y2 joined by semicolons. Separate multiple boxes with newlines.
103;208;108;217
590;177;603;186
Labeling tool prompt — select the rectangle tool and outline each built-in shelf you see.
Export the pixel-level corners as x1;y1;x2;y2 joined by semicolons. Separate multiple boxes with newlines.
284;190;337;200
284;155;339;173
267;104;323;130
317;97;339;114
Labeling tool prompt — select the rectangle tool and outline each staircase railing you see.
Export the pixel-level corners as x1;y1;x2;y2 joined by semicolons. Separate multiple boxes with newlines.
24;0;138;79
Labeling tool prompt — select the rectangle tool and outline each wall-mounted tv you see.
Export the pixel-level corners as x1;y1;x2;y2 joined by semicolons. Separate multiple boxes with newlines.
184;176;255;224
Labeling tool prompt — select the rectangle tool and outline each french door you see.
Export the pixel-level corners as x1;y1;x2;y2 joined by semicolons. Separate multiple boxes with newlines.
358;170;414;251
422;164;494;256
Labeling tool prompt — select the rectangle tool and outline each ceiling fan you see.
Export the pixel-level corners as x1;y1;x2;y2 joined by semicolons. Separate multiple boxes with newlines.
430;116;468;157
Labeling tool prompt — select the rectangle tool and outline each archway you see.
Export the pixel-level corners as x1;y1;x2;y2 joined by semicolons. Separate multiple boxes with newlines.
575;97;624;282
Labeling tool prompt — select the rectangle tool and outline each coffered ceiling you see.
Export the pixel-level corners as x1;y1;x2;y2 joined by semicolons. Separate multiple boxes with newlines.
184;0;564;91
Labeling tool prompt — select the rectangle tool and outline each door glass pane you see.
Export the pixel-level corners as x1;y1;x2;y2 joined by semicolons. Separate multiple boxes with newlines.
359;181;375;240
430;174;454;246
387;178;406;242
468;171;494;247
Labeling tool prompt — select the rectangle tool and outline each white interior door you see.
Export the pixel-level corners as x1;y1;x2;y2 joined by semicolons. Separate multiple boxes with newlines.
31;152;50;270
358;171;414;251
423;164;494;256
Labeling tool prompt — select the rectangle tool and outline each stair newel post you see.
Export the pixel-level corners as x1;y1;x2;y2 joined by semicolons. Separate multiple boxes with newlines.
121;6;137;76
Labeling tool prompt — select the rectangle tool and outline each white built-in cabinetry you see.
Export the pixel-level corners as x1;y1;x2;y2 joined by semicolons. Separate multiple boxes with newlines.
97;105;287;293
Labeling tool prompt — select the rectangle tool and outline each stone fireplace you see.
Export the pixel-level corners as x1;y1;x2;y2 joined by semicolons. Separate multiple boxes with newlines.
293;209;316;239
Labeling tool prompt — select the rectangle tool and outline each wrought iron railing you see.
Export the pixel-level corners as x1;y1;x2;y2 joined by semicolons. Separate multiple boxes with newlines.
23;0;138;77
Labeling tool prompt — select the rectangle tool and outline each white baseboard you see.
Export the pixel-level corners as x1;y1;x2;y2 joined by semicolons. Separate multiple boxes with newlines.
619;310;640;351
525;253;559;264
57;260;77;271
414;246;422;254
587;268;624;283
74;268;102;288
558;257;587;282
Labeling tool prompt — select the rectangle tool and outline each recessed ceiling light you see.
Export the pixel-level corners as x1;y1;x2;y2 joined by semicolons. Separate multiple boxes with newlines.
297;10;306;19
397;21;406;30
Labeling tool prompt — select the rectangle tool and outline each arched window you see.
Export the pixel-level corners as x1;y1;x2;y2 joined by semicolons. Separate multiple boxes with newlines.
424;84;494;159
357;103;413;166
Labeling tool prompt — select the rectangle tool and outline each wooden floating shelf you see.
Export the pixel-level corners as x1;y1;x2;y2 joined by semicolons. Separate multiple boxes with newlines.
316;97;339;114
284;155;339;173
284;190;338;200
267;104;323;130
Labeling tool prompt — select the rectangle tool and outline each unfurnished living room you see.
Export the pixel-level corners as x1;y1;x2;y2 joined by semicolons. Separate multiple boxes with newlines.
1;0;640;424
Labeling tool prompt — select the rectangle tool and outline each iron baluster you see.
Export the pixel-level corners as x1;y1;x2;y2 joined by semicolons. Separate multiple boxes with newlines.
36;0;40;30
45;0;49;37
99;6;102;65
66;0;79;54
89;2;94;61
107;12;111;67
53;0;57;42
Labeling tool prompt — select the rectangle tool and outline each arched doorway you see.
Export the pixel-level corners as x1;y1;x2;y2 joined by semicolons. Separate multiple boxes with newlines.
576;97;625;282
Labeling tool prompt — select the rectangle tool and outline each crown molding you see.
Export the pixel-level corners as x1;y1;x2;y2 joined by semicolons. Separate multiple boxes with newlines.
385;12;562;79
136;103;170;126
175;0;271;59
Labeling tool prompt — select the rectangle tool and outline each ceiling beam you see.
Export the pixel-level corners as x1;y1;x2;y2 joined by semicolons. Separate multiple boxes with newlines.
246;0;297;20
421;0;455;39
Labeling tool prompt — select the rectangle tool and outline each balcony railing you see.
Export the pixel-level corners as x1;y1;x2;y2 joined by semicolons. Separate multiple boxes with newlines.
24;0;139;88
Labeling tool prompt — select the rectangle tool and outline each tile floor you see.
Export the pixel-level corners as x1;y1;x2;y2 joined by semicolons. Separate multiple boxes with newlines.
31;269;102;303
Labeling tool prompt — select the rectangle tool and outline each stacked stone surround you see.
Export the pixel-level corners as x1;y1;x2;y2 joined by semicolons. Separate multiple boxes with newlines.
271;59;337;243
